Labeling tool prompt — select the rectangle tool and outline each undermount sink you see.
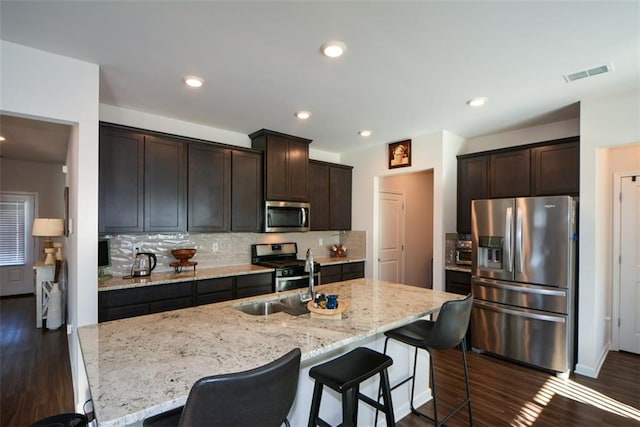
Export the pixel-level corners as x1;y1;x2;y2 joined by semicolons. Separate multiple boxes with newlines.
235;294;309;316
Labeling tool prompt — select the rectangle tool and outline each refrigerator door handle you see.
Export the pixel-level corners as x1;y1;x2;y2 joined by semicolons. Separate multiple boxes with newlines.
474;300;566;323
473;277;567;297
516;206;524;273
505;206;513;272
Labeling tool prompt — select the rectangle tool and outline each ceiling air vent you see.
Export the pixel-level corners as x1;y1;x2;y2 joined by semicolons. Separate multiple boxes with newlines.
564;63;614;82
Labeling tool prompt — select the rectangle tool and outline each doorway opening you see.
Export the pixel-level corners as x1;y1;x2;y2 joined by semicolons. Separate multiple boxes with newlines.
377;170;434;288
612;171;640;354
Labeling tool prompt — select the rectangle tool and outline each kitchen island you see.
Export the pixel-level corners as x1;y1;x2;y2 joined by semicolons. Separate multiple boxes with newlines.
78;279;462;426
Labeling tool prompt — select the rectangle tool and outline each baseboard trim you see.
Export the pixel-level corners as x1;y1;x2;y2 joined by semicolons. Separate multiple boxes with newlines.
575;342;609;378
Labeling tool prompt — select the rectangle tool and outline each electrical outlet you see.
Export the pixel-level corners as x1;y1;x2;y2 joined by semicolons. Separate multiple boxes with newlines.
212;242;219;252
318;238;323;246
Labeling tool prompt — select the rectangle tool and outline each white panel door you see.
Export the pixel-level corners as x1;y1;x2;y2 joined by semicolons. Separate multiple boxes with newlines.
378;192;405;283
620;176;640;354
0;192;36;296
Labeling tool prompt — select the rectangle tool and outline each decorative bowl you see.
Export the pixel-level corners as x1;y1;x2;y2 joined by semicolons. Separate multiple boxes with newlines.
171;248;197;262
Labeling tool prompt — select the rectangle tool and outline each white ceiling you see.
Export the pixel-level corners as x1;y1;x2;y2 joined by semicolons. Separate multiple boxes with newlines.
0;1;638;160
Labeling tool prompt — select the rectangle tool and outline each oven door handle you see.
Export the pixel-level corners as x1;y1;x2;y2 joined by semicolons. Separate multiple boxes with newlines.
276;273;320;282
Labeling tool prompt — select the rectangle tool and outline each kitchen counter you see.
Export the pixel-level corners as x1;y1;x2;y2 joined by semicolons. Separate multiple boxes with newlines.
98;258;366;292
98;264;273;292
445;264;472;273
315;256;366;265
79;278;460;426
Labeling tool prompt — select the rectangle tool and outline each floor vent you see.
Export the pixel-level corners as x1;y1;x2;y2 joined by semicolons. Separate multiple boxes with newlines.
564;64;614;82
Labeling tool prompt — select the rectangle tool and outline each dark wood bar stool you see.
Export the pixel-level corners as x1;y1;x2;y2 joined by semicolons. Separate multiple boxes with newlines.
308;346;395;427
380;294;473;426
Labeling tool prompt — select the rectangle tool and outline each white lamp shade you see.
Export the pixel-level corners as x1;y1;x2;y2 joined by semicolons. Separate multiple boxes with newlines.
32;218;65;237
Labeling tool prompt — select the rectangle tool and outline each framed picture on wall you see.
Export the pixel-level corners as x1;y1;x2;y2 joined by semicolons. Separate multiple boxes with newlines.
388;139;412;169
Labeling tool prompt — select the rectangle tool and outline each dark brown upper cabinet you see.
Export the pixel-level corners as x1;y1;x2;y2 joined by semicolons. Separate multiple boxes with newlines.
456;155;488;234
309;161;330;230
488;149;531;198
532;140;579;196
100;123;263;235
309;160;353;231
144;135;187;232
329;164;353;230
99;126;187;233
250;129;311;202
456;136;579;234
187;143;231;232
99;126;145;233
231;150;263;232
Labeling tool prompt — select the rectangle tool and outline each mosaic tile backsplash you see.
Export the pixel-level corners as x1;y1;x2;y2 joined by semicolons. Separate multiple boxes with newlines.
103;230;366;277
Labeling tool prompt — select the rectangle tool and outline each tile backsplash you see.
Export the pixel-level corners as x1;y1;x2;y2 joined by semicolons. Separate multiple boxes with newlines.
103;230;366;277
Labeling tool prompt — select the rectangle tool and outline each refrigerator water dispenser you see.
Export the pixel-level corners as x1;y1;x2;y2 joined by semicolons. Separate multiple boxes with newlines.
478;236;503;269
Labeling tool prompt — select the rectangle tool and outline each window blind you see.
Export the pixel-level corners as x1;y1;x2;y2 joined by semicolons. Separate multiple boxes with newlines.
0;200;26;266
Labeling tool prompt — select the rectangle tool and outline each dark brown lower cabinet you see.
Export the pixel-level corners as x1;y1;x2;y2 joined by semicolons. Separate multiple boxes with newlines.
98;272;273;322
195;277;234;305
445;269;471;295
445;269;472;350
321;262;365;285
98;281;192;322
235;273;273;298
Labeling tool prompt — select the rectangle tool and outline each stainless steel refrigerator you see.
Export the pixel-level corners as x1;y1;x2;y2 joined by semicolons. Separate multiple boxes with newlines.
471;196;576;374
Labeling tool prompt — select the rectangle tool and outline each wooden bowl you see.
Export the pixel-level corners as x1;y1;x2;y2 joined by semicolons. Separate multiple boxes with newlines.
171;248;197;262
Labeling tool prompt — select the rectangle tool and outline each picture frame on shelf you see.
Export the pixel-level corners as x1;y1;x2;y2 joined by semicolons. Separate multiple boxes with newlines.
388;139;412;169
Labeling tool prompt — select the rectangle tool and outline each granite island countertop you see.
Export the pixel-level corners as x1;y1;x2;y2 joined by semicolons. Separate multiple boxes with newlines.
79;278;460;427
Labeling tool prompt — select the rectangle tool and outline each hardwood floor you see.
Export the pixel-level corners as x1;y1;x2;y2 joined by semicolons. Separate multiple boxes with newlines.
1;295;74;426
397;347;640;427
1;294;638;427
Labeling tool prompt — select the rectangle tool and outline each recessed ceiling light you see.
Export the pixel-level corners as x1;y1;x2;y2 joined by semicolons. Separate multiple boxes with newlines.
0;136;5;142
183;75;204;88
358;130;372;137
466;97;487;107
320;41;347;58
295;111;311;120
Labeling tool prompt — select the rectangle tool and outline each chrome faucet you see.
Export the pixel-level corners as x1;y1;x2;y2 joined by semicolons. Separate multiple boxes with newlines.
301;248;315;302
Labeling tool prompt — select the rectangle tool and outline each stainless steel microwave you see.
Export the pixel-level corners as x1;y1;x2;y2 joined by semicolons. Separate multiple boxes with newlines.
265;201;310;232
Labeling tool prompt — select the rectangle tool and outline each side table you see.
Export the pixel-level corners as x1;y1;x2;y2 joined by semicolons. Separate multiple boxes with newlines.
33;262;66;329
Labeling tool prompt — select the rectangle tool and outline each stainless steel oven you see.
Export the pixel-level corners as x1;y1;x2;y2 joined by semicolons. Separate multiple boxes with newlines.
251;243;320;293
275;271;321;293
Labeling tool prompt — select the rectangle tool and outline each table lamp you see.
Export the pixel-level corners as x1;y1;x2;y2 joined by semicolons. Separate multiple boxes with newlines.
32;218;64;265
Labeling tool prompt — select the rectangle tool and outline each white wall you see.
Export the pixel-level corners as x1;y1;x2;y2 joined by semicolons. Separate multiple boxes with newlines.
461;118;580;154
342;130;463;291
1;40;99;410
0;158;66;258
100;104;342;164
0;158;65;216
577;89;640;377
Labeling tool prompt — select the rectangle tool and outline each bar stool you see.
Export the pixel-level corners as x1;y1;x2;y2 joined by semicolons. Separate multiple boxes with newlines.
308;346;395;427
144;348;301;427
381;294;473;426
29;413;88;427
